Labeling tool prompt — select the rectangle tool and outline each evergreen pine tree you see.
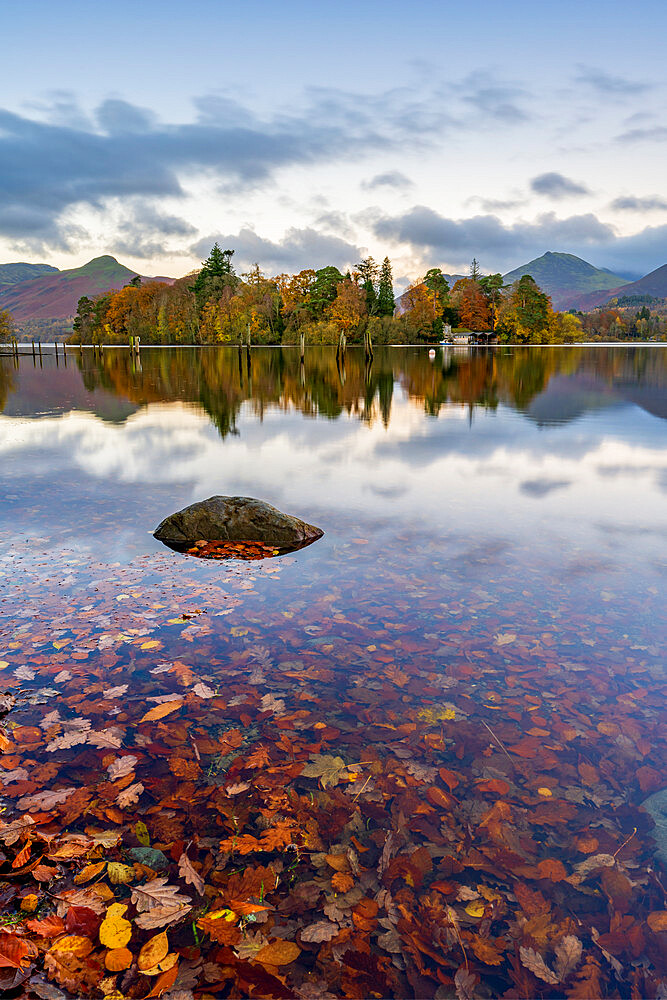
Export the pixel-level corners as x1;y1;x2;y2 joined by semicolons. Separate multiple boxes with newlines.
377;257;395;317
192;243;236;309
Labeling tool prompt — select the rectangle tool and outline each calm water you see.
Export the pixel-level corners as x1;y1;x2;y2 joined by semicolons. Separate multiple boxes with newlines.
0;345;665;997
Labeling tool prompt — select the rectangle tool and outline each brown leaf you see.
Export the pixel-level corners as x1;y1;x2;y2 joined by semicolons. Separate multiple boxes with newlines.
139;701;183;723
554;935;583;980
300;921;338;943
519;946;559;985
178;852;205;895
131;877;191;913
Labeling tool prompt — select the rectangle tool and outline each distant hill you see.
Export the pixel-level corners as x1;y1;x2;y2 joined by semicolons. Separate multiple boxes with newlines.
0;262;59;288
503;252;627;310
571;262;667;311
0;255;175;323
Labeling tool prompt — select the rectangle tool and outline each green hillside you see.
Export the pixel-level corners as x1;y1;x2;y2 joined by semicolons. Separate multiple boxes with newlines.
0;262;59;287
503;252;627;309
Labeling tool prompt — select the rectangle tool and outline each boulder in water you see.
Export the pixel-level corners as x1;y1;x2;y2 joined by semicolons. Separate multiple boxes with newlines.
154;496;323;551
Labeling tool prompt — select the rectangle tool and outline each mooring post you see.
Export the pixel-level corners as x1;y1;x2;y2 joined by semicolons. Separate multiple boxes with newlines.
38;341;42;360
300;332;305;363
135;337;140;356
31;340;36;360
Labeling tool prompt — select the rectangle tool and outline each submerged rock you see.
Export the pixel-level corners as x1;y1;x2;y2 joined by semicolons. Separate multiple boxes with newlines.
642;788;667;865
154;496;323;551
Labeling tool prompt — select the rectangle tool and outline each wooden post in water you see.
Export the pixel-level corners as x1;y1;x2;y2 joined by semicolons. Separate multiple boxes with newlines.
364;325;374;362
300;332;305;363
31;340;36;360
38;341;42;360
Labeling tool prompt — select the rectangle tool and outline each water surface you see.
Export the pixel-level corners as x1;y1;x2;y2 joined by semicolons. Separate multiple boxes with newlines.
0;345;665;998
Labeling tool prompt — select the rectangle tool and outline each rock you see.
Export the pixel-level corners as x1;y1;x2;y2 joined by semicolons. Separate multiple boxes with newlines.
154;496;323;550
641;788;667;865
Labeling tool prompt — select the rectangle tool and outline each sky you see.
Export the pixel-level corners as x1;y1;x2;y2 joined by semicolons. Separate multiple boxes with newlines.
2;0;667;286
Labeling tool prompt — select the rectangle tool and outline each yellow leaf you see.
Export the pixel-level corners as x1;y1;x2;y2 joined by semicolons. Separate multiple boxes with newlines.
206;908;237;922
537;787;553;798
75;861;106;884
139;701;183;723
138;931;169;972
141;640;161;650
135;821;150;846
20;894;39;912
465;900;486;918
108;862;135;884
99;902;132;948
142;951;178;977
0;660;9;670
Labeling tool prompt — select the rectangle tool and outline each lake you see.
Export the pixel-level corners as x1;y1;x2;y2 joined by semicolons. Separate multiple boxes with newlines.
0;345;665;998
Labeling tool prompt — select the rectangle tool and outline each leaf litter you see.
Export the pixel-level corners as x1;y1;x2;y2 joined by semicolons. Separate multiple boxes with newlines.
0;517;664;998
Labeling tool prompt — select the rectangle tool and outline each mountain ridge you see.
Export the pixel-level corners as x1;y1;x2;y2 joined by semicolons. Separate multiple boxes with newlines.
0;255;175;323
502;252;628;309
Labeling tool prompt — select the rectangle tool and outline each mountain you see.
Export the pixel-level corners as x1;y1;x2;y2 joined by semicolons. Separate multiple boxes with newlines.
0;255;175;323
503;252;628;310
0;262;59;288
570;262;667;311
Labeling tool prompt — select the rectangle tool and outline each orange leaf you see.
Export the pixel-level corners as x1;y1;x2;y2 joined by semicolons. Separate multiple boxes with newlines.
105;947;133;971
331;872;354;893
647;911;667;933
0;934;32;969
536;858;567;882
26;915;65;937
139;701;183;723
255;939;301;966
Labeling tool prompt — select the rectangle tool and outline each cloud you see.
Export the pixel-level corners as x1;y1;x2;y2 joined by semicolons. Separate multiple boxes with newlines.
372;206;615;271
616;125;667;143
362;171;413;192
0;86;450;252
531;173;590;199
456;73;530;124
575;67;650;96
191;226;362;274
373;204;667;276
610;196;667;212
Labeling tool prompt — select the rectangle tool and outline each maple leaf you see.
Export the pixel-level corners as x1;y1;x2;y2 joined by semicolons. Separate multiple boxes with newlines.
494;632;517;646
178;852;205;895
519;946;559;985
302;754;349;789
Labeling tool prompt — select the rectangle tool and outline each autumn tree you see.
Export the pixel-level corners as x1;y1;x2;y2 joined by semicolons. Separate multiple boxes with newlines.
496;275;551;342
479;273;504;330
451;279;490;331
328;278;366;335
275;270;316;331
402;282;441;340
377;257;395;317
0;308;13;342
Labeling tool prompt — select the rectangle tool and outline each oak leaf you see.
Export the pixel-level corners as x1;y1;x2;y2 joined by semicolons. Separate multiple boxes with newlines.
300;921;338;943
116;782;144;808
178;852;205;895
519;946;559;985
107;755;138;781
17;787;75;811
554;934;582;980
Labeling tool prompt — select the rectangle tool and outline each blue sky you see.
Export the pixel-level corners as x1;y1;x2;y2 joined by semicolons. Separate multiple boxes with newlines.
2;0;667;284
